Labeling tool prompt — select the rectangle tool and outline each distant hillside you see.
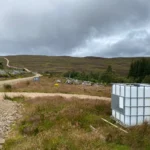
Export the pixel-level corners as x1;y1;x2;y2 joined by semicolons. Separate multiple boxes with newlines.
2;55;150;76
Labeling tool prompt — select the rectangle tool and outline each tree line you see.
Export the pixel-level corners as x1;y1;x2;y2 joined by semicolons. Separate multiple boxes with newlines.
64;65;128;84
64;58;150;84
128;58;150;83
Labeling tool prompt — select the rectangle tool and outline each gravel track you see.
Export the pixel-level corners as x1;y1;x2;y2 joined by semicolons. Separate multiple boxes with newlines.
0;99;22;149
0;92;111;101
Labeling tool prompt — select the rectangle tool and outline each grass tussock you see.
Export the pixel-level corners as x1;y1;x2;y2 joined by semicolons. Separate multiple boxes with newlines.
4;95;25;102
3;84;12;92
125;122;150;149
3;96;150;150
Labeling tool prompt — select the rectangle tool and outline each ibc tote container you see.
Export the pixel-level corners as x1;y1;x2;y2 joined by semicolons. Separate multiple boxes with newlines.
111;84;150;126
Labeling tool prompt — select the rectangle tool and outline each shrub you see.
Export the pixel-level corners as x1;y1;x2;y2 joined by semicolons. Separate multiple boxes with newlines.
3;94;12;100
142;75;150;83
4;95;25;102
3;84;12;91
0;62;4;69
26;81;30;86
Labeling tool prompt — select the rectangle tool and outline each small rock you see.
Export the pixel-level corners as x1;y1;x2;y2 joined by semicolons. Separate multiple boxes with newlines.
56;80;61;83
0;138;5;144
82;81;92;86
66;79;73;84
7;116;14;121
74;80;80;85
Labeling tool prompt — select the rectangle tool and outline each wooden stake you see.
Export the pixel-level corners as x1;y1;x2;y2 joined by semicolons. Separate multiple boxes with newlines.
101;118;128;134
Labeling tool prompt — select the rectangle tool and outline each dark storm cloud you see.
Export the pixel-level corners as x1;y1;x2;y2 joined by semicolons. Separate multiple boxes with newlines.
0;0;150;57
95;30;150;57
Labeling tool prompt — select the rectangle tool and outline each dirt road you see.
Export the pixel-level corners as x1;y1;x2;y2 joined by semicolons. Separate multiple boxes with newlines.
0;75;41;88
0;58;41;87
0;92;111;101
4;57;31;73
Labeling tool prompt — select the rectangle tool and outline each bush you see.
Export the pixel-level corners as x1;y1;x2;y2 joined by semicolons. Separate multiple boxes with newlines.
4;95;25;102
0;62;4;69
3;94;12;100
26;81;30;86
142;75;150;83
3;84;12;91
64;65;129;84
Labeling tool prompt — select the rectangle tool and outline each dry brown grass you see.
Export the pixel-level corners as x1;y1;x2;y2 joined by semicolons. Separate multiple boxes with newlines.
10;76;111;97
3;96;130;150
4;96;150;150
6;55;138;75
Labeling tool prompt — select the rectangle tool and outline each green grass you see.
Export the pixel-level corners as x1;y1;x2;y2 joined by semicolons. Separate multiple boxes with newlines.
4;96;150;150
5;55;150;76
3;96;131;150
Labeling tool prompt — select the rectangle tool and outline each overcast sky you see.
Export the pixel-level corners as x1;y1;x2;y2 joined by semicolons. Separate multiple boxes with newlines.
0;0;150;57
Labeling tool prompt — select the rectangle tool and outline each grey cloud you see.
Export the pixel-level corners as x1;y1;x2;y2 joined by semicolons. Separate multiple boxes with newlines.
0;0;150;56
100;30;150;57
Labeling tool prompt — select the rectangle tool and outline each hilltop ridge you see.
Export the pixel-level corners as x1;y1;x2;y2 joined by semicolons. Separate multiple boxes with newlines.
1;55;150;76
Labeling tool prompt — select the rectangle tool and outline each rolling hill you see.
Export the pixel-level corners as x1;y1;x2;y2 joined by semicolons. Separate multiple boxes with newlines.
1;55;150;76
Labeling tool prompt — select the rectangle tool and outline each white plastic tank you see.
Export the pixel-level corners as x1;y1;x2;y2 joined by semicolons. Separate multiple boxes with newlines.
111;83;150;126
